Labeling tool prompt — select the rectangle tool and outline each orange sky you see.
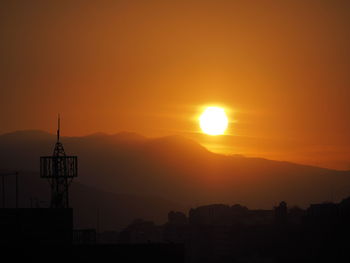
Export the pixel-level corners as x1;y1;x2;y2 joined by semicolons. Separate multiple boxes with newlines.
1;0;350;170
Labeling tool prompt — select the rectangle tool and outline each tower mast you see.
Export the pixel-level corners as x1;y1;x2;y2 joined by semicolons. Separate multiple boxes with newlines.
40;116;78;208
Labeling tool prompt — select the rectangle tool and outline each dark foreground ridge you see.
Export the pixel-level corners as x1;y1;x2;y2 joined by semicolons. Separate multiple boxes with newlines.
1;243;184;262
1;197;350;262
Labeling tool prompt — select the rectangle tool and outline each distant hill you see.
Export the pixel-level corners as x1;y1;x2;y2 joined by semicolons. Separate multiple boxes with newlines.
1;130;350;229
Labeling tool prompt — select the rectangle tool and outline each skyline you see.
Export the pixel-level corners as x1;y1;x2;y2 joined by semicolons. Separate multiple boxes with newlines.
1;0;350;170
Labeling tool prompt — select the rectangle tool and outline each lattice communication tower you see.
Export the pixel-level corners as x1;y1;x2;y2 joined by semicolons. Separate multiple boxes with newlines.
40;116;77;208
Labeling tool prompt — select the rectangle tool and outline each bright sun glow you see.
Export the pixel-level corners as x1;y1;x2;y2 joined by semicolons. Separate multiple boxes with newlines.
199;106;228;135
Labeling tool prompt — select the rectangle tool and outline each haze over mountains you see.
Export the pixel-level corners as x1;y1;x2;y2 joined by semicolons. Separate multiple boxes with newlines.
1;130;350;230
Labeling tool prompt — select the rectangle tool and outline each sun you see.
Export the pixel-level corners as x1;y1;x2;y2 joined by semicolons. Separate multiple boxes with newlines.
199;106;228;135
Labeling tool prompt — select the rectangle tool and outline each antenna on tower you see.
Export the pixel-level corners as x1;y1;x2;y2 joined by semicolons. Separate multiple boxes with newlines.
57;114;60;142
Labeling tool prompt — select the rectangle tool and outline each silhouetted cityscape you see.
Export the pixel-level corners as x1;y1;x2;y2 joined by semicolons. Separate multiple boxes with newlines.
1;195;350;262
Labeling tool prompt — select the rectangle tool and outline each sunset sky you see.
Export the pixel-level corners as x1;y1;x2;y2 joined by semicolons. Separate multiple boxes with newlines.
1;0;350;170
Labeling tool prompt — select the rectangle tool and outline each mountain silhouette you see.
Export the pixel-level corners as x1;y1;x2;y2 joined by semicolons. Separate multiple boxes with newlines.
1;130;350;229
